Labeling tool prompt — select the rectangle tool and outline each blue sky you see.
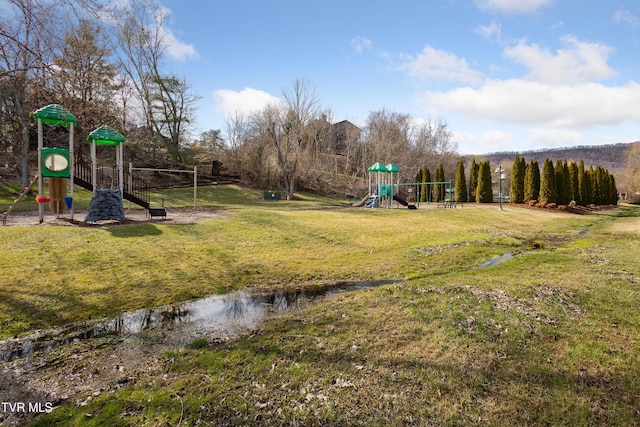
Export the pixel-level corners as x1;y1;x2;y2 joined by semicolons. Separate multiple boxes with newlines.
156;0;640;155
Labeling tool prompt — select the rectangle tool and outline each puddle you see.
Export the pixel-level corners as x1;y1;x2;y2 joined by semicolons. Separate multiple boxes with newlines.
478;252;513;269
1;280;398;362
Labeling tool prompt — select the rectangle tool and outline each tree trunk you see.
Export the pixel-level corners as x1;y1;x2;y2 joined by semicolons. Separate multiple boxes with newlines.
285;173;294;200
20;122;30;189
17;95;31;188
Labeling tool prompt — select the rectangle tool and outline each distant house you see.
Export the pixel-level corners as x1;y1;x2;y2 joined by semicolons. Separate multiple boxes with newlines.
320;119;361;155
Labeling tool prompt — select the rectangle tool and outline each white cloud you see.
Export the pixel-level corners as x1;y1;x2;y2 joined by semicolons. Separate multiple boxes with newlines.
528;127;583;148
421;79;640;129
162;29;199;62
614;8;640;28
475;21;502;40
504;36;617;84
350;36;372;54
213;87;281;118
475;0;553;13
154;7;198;62
457;129;515;154
401;45;483;84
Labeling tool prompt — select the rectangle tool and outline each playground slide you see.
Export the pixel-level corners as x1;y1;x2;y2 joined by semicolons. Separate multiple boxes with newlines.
393;195;409;207
351;194;369;207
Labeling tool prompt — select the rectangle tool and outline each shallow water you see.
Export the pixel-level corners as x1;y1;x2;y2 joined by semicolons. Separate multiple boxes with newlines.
1;280;398;362
478;252;513;269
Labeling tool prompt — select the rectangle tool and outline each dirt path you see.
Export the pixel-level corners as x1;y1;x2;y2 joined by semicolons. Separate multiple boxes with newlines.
1;206;228;227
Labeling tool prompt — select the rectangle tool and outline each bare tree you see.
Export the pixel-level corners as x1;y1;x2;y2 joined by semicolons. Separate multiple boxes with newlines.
115;74;136;132
52;18;120;144
0;0;118;185
218;84;458;196
244;108;278;188
356;110;459;181
224;110;279;188
149;74;200;162
340;121;364;176
111;0;162;133
363;108;412;169
0;0;60;186
224;111;249;178
110;0;199;164
295;111;333;191
411;117;458;176
258;79;321;199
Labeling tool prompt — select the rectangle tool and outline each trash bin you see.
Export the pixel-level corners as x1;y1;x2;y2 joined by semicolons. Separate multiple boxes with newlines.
262;191;281;201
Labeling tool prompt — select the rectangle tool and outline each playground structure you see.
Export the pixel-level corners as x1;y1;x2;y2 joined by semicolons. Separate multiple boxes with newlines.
353;162;456;209
1;103;162;225
34;104;77;223
83;125;128;222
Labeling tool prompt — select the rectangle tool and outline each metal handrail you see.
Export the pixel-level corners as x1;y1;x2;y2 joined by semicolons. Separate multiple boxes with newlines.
74;153;150;207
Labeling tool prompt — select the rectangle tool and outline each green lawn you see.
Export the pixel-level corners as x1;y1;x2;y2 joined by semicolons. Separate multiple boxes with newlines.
1;185;638;425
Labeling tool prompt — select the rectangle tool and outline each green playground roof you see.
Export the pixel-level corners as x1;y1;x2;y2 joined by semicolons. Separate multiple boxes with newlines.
33;104;77;126
385;163;401;173
367;162;389;172
87;125;126;146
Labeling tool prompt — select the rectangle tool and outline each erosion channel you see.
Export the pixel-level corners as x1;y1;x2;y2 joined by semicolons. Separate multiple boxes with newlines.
0;280;398;425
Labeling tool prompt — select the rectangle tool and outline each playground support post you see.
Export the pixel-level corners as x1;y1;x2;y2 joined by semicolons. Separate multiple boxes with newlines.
91;140;97;196
128;162;132;211
117;140;124;198
37;117;44;223
495;165;504;211
193;166;197;209
69;121;74;221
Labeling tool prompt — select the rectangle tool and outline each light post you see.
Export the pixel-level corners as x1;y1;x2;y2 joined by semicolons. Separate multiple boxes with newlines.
495;165;505;211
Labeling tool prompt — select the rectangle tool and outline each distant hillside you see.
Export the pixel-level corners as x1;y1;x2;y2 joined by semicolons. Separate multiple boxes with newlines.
468;142;635;176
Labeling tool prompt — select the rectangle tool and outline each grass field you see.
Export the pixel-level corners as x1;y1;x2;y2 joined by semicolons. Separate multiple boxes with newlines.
1;184;638;425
